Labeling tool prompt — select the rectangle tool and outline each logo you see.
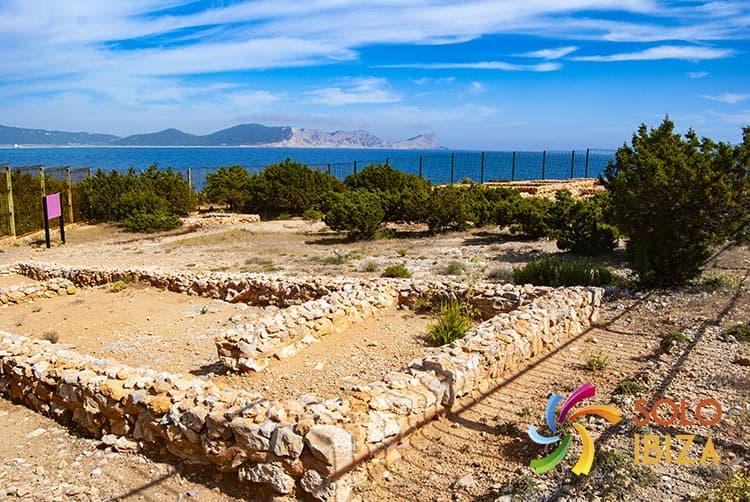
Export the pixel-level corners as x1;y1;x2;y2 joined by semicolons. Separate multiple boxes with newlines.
528;382;622;475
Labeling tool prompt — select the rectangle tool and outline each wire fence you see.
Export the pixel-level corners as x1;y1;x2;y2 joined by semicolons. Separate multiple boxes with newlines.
0;165;91;238
0;149;615;238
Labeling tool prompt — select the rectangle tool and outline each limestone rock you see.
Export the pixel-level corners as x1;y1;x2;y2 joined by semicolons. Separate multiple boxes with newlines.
304;425;354;471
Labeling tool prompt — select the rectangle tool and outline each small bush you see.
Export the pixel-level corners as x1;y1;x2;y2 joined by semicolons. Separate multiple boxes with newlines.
428;302;473;345
426;185;473;233
486;266;513;282
204;165;254;211
510;196;554;239
695;473;750;502
322;253;346;265
42;331;59;344
722;323;750;342
613;379;645;395
443;260;466;275
551;191;618;256
382;263;411;278
513;257;613;286
583;349;610;372
121;209;182;233
397;248;408;257
360;260;379;272
302;208;325;221
660;331;688;354
345;164;431;223
324;189;385;241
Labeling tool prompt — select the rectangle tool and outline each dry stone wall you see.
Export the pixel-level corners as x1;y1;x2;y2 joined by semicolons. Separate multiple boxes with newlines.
0;262;602;500
0;277;78;305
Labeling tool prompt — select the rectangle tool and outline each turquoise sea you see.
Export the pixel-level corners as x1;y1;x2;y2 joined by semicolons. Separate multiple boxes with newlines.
0;147;615;190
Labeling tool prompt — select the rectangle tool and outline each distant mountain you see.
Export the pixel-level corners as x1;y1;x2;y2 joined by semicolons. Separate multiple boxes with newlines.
0;124;119;146
266;128;439;149
0;123;439;149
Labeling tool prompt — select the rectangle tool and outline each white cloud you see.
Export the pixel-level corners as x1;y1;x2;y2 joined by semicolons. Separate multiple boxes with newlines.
688;71;709;79
574;45;733;62
309;78;400;106
413;76;456;85
470;81;485;93
383;61;561;71
700;93;750;104
518;46;578;59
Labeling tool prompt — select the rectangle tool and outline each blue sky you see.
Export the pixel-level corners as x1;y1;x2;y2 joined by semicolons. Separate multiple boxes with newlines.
0;0;748;149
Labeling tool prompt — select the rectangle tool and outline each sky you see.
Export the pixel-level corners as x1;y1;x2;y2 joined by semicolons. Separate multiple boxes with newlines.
0;1;748;150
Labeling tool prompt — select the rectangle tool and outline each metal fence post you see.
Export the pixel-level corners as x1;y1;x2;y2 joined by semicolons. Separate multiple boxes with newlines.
480;151;485;183
418;156;423;178
570;150;575;179
3;165;15;237
385;157;389;166
541;150;547;180
585;149;590;178
187;168;192;190
353;160;357;175
65;167;74;223
511;151;516;181
327;163;331;176
87;167;92;179
450;153;455;184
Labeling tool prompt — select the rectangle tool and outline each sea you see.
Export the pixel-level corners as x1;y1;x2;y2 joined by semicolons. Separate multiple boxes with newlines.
0;147;615;190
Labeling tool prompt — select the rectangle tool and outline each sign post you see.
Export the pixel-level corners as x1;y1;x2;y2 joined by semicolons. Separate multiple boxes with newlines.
42;192;65;248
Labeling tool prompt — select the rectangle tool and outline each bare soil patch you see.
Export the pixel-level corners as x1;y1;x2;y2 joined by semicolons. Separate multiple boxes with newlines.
0;281;248;375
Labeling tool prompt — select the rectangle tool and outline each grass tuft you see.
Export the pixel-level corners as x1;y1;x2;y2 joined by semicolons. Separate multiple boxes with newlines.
513;257;613;286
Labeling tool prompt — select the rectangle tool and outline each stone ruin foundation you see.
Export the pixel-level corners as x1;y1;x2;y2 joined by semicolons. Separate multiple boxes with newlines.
0;262;602;500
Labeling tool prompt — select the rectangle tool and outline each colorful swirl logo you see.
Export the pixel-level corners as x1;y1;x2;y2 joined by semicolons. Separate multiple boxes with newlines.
527;382;622;475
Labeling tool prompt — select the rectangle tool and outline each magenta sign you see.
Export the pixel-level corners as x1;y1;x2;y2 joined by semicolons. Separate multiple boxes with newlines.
45;193;62;220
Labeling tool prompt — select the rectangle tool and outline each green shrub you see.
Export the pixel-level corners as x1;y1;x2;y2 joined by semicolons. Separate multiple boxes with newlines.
397;248;408;257
360;260;379;272
345;164;431;223
204;165;254;211
469;185;521;228
551;191;618;256
486;266;513;281
244;159;345;217
695;473;750;502
139;164;197;216
722;323;750;342
302;208;325;221
442;260;465;275
121;209;182;233
660;331;689;353
428;302;473;345
79;166;192;233
512;257;613;286
583;349;611;372
382;263;411;278
604;118;750;287
322;253;346;265
426;185;473;233
510;196;554;239
324;189;384;241
613;379;645;395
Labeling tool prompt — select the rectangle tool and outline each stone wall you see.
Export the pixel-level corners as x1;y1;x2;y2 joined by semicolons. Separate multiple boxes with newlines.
1;262;602;500
0;277;78;305
217;286;398;372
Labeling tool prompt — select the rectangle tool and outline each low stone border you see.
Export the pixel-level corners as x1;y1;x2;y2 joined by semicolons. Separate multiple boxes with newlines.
0;277;601;500
0;277;78;305
217;286;398;372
